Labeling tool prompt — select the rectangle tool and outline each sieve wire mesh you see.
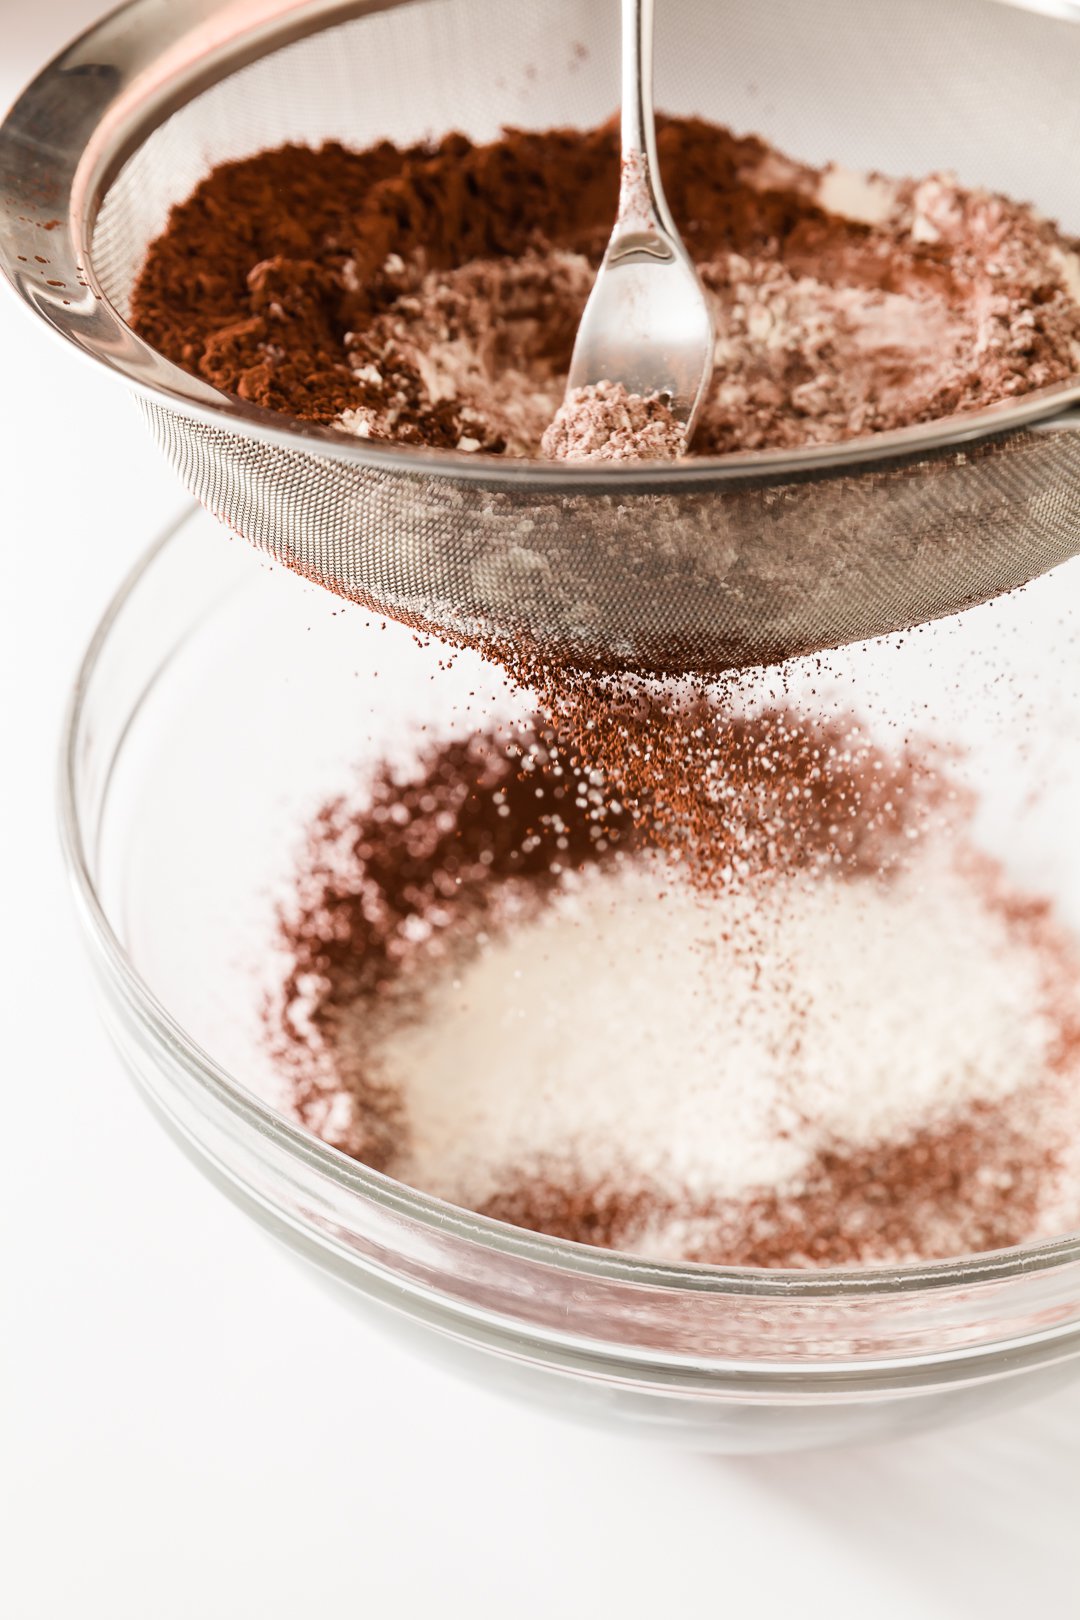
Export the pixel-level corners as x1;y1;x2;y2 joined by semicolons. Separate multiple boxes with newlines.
76;0;1080;671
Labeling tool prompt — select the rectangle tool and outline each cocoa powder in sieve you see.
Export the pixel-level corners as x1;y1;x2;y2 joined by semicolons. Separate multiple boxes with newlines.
131;118;1080;455
271;721;631;1163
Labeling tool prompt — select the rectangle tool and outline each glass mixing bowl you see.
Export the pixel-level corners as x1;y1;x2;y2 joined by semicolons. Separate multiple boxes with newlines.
62;505;1080;1454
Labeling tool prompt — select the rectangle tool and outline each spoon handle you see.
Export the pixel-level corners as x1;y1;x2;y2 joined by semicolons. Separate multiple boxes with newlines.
619;0;677;237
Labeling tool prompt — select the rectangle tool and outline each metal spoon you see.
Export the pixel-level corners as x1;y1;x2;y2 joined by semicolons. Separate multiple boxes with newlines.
564;0;714;443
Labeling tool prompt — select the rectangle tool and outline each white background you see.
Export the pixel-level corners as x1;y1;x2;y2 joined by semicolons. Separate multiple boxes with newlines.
3;4;1080;1616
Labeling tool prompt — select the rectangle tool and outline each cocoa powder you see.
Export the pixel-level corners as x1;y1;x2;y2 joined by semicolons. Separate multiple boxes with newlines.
271;721;632;1162
131;118;1080;455
541;383;687;462
266;695;1080;1268
488;663;958;892
478;1091;1062;1268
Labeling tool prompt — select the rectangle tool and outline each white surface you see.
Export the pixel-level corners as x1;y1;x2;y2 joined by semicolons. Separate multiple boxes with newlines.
2;6;1080;1616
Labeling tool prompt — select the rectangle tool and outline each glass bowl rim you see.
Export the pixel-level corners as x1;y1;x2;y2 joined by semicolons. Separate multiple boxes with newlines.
57;504;1080;1301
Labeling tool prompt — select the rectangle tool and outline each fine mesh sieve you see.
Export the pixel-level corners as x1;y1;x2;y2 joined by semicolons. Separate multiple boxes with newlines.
3;0;1080;675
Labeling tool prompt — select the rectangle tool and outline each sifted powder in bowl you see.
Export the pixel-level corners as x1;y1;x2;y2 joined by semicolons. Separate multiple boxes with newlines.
372;852;1078;1250
267;702;1080;1268
130;117;1080;459
194;107;1080;1262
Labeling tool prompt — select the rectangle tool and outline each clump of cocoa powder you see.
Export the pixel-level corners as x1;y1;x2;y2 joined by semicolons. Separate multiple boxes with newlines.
264;680;1080;1268
271;722;633;1160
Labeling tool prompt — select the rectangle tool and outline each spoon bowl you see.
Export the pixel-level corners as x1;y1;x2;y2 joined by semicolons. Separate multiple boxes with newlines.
564;0;715;442
567;219;716;432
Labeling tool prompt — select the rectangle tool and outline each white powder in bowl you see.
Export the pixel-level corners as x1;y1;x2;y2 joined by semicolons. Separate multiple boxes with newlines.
356;847;1066;1219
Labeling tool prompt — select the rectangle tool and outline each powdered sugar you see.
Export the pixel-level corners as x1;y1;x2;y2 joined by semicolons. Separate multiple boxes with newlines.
358;846;1072;1229
338;246;594;454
